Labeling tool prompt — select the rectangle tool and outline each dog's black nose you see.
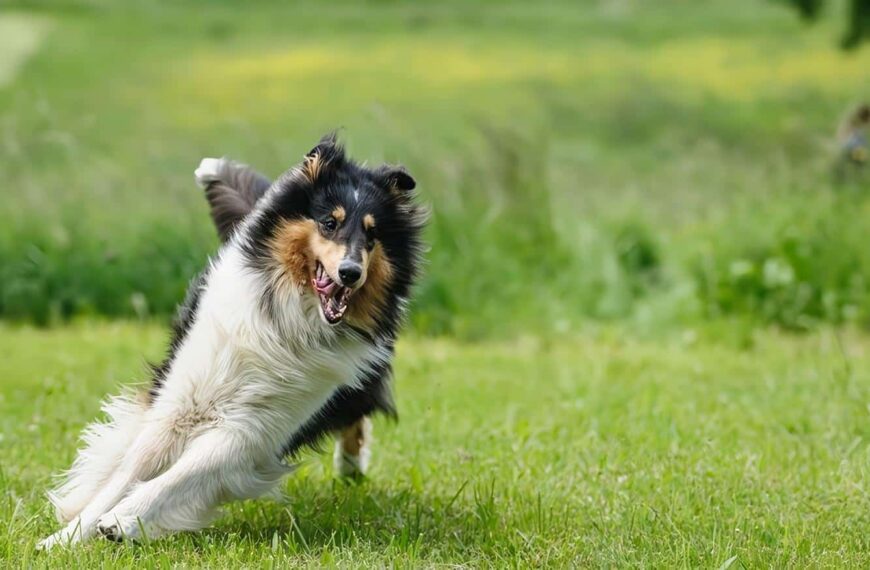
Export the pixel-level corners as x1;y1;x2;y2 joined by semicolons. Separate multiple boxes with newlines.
338;261;363;287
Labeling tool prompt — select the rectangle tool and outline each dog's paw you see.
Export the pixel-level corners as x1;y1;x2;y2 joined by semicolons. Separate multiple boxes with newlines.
37;527;82;551
96;521;125;543
96;513;148;543
36;532;64;551
334;449;368;480
194;157;225;188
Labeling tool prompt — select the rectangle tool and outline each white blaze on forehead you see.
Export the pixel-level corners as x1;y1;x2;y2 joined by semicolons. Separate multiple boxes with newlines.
353;190;359;202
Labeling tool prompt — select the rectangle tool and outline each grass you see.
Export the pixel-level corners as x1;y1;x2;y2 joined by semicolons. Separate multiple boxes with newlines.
1;322;869;567
1;0;869;333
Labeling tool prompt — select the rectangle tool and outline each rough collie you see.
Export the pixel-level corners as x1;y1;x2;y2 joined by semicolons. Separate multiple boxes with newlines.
38;134;426;549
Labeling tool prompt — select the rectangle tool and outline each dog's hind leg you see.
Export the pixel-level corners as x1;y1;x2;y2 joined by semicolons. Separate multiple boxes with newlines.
334;416;372;478
47;393;149;524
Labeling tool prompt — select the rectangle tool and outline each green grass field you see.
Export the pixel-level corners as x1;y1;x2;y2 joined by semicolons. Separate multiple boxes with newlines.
2;0;870;567
1;322;868;567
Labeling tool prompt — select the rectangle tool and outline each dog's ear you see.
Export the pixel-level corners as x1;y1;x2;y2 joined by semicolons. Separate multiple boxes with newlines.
303;132;345;181
374;165;416;193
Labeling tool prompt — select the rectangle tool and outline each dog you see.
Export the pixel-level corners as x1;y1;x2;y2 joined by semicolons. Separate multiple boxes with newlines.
38;134;426;549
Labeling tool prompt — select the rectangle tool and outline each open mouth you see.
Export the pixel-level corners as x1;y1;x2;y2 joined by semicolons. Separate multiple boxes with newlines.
312;262;353;324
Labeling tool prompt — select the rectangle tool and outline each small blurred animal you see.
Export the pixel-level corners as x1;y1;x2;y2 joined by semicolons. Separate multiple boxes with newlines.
835;102;869;175
38;134;427;549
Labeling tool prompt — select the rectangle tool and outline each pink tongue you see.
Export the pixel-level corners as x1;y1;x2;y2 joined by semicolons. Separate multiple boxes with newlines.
317;281;337;295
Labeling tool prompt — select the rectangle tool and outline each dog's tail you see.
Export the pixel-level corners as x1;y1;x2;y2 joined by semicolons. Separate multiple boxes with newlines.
47;392;149;523
195;157;272;242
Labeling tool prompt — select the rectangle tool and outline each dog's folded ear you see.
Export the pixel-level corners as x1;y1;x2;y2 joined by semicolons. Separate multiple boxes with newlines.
374;165;416;192
303;132;345;181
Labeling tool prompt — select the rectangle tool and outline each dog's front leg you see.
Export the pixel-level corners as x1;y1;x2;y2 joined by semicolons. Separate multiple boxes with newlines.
37;423;179;550
95;429;251;542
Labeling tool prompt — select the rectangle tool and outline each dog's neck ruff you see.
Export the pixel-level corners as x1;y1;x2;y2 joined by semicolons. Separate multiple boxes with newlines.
151;243;388;455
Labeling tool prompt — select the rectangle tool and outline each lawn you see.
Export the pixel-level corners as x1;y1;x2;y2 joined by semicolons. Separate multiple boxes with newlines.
1;322;868;567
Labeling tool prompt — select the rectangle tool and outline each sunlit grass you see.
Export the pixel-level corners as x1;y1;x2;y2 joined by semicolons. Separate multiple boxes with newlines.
1;322;868;566
167;32;870;127
640;36;870;101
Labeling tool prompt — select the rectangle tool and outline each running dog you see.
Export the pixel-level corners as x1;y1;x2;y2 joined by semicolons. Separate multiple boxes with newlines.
38;134;426;548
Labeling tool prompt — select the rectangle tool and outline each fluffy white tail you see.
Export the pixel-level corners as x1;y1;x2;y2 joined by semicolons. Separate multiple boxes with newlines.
194;157;227;189
48;393;149;523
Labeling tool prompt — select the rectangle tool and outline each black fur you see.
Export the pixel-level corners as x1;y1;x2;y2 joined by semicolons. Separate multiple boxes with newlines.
148;269;208;402
281;354;397;457
174;134;425;458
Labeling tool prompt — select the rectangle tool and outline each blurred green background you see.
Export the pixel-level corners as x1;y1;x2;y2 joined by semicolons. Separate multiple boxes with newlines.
1;0;868;338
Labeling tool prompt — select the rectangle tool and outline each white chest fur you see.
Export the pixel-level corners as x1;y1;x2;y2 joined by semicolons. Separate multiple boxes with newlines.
150;247;387;457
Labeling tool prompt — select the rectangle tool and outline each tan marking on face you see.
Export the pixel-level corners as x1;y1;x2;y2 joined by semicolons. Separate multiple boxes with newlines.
268;219;316;287
354;247;370;288
332;206;346;224
363;214;376;231
309;231;347;282
346;242;393;331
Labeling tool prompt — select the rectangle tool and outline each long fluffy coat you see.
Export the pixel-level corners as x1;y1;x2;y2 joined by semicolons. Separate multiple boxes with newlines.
39;136;426;548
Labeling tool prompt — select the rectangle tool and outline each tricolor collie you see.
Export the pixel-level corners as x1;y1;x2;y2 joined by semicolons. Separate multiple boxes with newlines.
38;134;426;549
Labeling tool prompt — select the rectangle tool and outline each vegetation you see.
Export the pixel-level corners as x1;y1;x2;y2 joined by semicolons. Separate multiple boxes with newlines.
1;0;868;337
783;0;870;49
1;322;869;567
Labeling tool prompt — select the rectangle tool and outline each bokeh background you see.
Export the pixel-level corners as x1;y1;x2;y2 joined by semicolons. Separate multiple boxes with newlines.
0;0;868;337
2;2;870;565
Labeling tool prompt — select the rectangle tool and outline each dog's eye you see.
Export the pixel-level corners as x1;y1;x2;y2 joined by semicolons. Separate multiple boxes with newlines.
321;218;337;233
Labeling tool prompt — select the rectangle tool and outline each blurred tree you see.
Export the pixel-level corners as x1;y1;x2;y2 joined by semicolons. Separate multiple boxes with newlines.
783;0;870;49
842;0;870;48
789;0;823;19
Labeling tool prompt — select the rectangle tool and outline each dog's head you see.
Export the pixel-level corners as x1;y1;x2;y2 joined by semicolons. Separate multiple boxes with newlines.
246;134;426;333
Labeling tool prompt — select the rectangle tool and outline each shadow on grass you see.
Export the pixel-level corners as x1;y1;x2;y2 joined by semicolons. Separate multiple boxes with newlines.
200;475;511;556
